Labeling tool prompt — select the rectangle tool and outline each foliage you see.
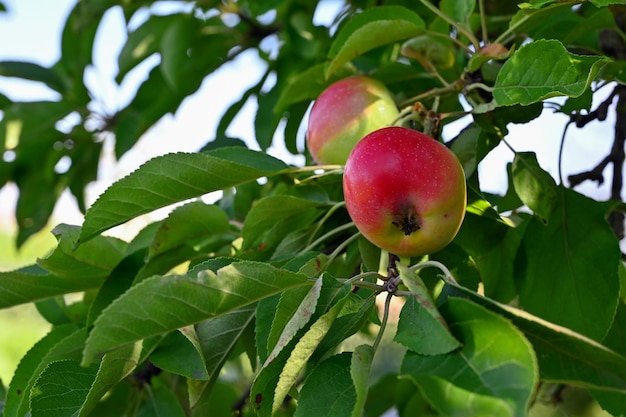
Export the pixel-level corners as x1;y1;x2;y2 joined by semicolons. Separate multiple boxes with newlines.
1;0;626;416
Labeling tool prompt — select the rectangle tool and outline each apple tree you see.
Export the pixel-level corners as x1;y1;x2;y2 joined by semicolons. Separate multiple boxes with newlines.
1;1;626;416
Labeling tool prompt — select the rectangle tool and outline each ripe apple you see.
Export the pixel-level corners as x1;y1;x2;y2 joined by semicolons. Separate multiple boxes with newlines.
343;126;466;257
307;75;399;165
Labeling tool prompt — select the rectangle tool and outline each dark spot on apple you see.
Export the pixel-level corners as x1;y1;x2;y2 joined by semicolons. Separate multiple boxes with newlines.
392;212;420;236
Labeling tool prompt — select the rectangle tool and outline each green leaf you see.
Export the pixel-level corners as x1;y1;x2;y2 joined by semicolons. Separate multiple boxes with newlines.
275;63;353;113
517;188;621;341
83;260;309;363
136;382;187;417
38;224;126;281
591;303;626;415
4;324;79;417
493;39;611;106
86;249;148;326
401;35;455;69
242;195;323;250
0;61;67;93
272;294;348;413
255;81;283;151
395;263;461;355
10;328;87;417
266;276;323;364
401;297;538;417
77;343;142;417
454;212;524;303
443;282;626;393
149;331;208;380
189;303;257;406
351;344;374;417
117;14;179;82
79;148;288;244
159;15;198;92
294;352;356;417
441;0;476;23
511;152;559;222
30;360;100;417
56;1;105;104
312;293;377;362
325;6;425;78
148;201;231;259
520;0;626;8
0;270;93;309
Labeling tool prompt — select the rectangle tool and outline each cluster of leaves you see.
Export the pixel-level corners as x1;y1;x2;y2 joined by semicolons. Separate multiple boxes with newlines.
2;0;626;416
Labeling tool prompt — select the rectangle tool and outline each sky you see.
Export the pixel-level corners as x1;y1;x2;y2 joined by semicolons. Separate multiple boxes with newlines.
0;0;620;243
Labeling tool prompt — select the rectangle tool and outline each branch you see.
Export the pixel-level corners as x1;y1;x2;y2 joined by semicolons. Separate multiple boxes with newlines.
568;154;612;187
572;87;618;128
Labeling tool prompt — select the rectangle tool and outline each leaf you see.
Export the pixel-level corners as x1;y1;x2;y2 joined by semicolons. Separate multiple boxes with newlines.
519;0;625;8
275;63;353;113
159;15;198;92
79;148;288;244
591;303;626;415
86;249;148;326
83;260;309;363
351;345;374;417
511;152;558;222
272;294;348;414
394;263;461;355
38;224;126;281
189;303;257;405
148;201;231;259
250;341;292;417
312;293;377;362
325;6;425;78
0;270;96;309
454;212;524;303
517;187;621;341
401;35;455;70
266;276;323;365
77;343;142;417
30;360;100;417
7;328;87;417
444;283;626;393
117;14;180;82
56;1;102;104
294;352;356;417
149;331;208;380
4;324;79;417
401;297;538;417
255;81;283;151
440;0;476;23
493;39;611;106
136;382;187;417
0;61;67;93
241;195;323;250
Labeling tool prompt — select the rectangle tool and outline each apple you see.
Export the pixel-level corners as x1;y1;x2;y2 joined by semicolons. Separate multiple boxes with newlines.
343;126;466;257
307;75;399;165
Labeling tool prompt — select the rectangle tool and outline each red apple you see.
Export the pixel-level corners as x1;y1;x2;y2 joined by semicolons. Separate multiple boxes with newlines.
343;126;466;257
307;75;399;165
